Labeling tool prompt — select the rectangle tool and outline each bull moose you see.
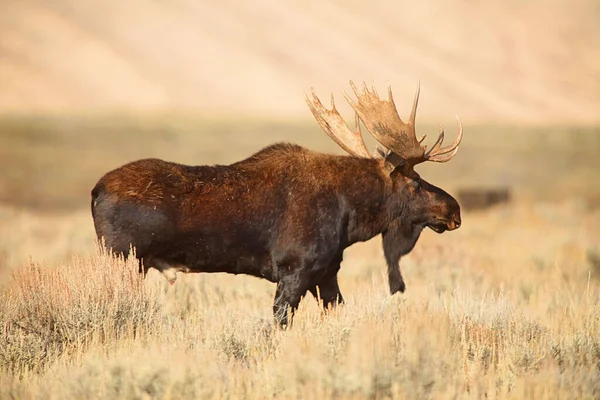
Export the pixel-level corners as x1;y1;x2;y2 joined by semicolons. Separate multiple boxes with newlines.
91;81;463;326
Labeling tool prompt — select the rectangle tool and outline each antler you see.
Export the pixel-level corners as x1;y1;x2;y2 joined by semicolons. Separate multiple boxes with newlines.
343;81;425;164
305;88;370;158
344;81;463;165
306;81;463;165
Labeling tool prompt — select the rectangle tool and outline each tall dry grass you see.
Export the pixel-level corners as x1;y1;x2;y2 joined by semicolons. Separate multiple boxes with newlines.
0;247;161;377
0;200;599;399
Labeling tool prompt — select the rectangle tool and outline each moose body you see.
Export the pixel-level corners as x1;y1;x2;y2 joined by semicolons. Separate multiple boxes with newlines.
92;81;463;326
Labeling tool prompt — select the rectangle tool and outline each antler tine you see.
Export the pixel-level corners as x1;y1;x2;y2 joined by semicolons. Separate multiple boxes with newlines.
304;87;371;158
344;82;355;101
355;111;362;136
425;116;463;162
386;83;400;117
409;81;420;126
349;80;360;98
372;82;379;97
425;125;445;156
428;147;459;163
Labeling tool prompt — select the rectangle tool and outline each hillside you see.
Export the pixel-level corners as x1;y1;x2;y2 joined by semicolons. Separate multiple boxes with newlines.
1;0;599;122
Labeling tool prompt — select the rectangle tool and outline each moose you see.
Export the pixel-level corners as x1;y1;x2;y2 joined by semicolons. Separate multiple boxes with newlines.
91;81;463;326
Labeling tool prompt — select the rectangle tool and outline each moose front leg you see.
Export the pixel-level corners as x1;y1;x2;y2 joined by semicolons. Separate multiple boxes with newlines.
382;221;425;295
385;253;406;294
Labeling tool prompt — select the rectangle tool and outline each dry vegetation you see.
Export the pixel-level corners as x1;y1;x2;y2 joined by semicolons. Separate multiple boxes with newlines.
0;199;599;399
1;116;600;398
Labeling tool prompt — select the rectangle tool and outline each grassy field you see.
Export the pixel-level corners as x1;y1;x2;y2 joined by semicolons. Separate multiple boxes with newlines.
1;116;599;398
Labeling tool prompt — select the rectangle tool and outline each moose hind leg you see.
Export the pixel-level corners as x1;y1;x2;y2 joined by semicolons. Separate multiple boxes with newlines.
309;274;344;310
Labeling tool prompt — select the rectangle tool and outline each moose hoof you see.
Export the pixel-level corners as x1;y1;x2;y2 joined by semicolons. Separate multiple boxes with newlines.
390;280;406;295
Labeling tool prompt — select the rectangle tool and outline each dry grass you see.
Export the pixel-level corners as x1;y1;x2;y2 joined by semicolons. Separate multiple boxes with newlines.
0;246;161;377
0;199;599;399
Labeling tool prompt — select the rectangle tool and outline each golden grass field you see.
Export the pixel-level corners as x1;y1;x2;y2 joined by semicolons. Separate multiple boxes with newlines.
0;116;599;399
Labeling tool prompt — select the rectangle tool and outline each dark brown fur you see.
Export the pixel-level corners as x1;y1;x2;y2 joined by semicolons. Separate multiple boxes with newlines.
91;142;461;326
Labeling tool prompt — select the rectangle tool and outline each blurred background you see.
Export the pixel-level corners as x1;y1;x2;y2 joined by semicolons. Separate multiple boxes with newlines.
2;3;600;395
2;0;600;120
0;0;599;216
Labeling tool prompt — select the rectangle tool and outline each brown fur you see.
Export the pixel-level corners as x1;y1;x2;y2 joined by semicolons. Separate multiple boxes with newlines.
91;142;461;326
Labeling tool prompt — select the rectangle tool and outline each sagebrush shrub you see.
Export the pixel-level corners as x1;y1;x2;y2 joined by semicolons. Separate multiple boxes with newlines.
0;246;161;375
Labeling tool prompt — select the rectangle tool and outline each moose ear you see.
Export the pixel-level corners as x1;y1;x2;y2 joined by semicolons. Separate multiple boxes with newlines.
372;144;390;159
373;144;405;174
385;153;406;175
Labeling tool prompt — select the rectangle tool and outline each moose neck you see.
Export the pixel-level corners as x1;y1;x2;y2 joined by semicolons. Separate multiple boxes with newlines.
341;158;400;245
